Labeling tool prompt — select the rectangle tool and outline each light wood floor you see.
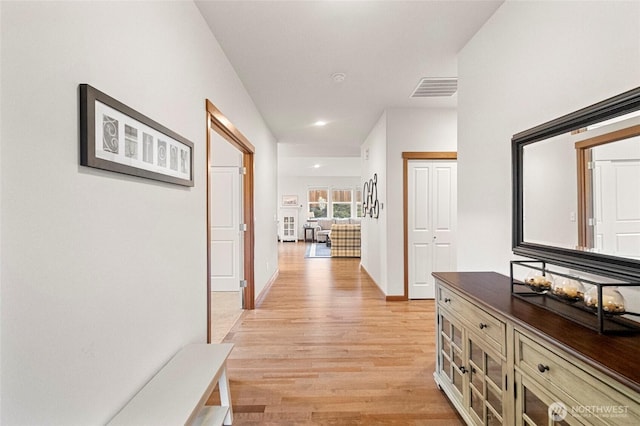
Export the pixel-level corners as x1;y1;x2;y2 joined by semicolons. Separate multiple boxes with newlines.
209;242;463;425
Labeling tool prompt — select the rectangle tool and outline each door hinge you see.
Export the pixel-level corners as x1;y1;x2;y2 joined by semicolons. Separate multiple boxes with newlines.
240;223;247;232
588;218;594;227
240;280;248;288
587;161;595;170
239;167;247;175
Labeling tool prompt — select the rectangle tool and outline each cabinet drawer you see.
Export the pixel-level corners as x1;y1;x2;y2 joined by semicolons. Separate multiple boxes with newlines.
438;285;506;355
516;332;640;426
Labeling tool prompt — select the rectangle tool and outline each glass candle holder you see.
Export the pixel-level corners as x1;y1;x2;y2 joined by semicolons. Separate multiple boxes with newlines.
584;286;626;314
524;271;553;294
552;277;585;302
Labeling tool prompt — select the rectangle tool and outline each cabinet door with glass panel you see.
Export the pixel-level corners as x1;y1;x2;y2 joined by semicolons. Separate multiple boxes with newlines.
280;209;297;241
438;309;466;404
515;372;584;426
436;307;508;425
467;330;508;426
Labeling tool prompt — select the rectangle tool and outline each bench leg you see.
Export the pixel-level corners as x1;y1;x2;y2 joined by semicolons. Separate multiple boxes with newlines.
219;366;233;425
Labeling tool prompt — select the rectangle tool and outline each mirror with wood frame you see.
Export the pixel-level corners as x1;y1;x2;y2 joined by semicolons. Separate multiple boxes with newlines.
513;87;640;281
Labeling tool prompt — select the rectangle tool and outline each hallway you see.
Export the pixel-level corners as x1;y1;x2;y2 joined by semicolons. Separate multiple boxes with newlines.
211;242;463;425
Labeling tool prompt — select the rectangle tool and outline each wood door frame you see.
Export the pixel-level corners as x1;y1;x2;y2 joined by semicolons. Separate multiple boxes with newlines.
400;152;457;301
575;124;640;249
206;100;256;343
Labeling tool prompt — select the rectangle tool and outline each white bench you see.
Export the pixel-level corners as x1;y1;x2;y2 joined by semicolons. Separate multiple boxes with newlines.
108;343;234;426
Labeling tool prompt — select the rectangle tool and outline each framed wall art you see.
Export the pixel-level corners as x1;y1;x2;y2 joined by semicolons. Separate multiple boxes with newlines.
79;84;194;187
281;195;298;207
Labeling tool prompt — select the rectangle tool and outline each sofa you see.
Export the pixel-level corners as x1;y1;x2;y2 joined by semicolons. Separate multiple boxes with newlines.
329;224;361;258
315;218;361;243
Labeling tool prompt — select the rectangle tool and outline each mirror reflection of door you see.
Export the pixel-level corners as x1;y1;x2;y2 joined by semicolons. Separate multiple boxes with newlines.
593;159;640;258
576;125;640;259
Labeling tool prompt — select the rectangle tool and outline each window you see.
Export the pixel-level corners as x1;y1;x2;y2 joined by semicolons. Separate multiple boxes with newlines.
308;188;328;218
332;189;352;218
355;188;362;217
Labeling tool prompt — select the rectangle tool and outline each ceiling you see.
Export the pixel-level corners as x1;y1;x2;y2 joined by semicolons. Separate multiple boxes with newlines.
278;155;361;177
196;0;503;158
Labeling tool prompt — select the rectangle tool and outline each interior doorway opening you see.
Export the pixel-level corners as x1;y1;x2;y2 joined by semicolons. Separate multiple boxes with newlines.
206;100;256;343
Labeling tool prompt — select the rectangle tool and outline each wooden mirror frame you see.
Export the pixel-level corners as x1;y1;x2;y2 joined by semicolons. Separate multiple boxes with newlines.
512;87;640;281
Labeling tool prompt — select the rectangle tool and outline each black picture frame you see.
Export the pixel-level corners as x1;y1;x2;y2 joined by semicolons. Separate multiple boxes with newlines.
512;86;640;281
79;84;194;187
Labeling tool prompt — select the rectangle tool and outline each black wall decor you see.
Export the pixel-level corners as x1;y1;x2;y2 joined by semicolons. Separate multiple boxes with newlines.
362;173;379;219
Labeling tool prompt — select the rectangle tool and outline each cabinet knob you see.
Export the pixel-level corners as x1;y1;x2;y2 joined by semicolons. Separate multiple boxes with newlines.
459;366;468;374
444;298;451;303
537;364;550;373
479;323;487;330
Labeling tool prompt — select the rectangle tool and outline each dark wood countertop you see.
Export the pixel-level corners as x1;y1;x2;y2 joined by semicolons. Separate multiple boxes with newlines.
432;271;640;394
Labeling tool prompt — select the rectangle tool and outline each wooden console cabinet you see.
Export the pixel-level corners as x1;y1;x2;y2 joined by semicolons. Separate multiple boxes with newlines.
433;272;640;426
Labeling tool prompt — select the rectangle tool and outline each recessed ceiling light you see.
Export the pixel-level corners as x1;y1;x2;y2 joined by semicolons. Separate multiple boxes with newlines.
314;121;327;127
331;72;346;83
313;164;321;168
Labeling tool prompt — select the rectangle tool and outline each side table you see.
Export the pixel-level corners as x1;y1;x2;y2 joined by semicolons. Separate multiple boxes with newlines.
303;226;315;243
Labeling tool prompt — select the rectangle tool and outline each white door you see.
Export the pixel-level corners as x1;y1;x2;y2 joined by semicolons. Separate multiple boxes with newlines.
408;160;457;299
593;160;640;259
210;166;243;291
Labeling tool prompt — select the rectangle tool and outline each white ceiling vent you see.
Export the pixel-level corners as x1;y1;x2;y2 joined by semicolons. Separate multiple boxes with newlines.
411;78;458;98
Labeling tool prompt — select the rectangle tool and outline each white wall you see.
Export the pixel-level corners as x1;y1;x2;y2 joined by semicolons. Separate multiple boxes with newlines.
385;108;457;296
360;112;388;292
0;1;277;425
254;136;279;290
457;0;640;275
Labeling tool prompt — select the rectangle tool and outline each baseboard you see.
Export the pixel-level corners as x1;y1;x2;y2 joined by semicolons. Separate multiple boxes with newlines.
255;268;279;308
385;295;409;302
359;264;408;301
359;264;385;298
